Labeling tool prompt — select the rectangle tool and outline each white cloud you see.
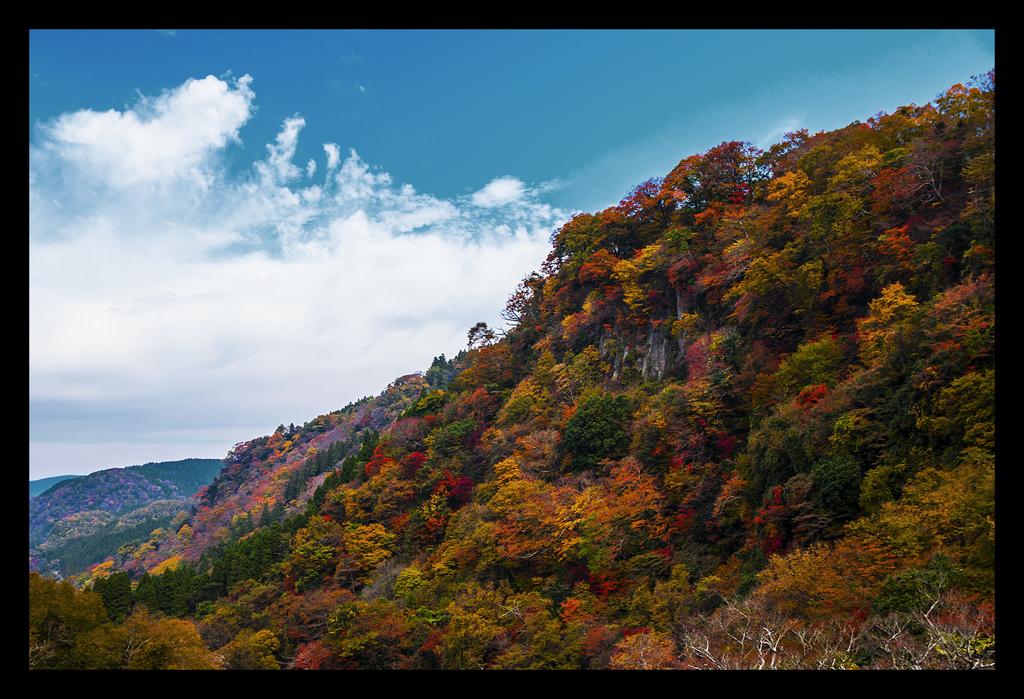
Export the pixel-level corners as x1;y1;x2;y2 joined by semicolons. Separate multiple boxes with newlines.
36;74;255;189
334;147;393;202
324;143;341;171
471;176;527;208
260;115;305;185
30;74;569;477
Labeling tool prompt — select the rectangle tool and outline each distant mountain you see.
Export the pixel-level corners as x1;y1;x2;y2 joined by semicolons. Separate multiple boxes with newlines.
30;474;80;499
29;458;224;577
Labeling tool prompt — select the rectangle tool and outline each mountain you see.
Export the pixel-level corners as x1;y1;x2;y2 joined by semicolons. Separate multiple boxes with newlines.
30;72;994;670
29;458;224;578
30;475;79;499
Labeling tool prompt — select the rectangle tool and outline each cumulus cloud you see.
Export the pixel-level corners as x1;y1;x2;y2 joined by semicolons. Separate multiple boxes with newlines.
471;175;527;208
35;74;255;189
30;74;569;475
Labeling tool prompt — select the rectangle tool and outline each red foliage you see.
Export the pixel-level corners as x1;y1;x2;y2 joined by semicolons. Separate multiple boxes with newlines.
622;625;652;638
421;628;444;655
616;177;676;226
673;508;698;533
588;572;622;597
715;434;737;457
751;486;789;555
363;444;396;479
435;472;475;509
294;640;335;670
579;249;620;284
402;451;426;479
796;383;829;408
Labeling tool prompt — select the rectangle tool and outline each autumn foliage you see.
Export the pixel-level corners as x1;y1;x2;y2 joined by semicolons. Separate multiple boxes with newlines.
32;71;995;670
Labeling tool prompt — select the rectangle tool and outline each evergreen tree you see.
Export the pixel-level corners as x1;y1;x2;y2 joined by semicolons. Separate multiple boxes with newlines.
270;499;286;524
135;573;159;611
93;571;133;622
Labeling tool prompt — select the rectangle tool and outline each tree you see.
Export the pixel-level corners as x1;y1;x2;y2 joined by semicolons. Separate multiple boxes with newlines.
467;321;497;350
220;628;281;670
560;457;670;572
30;572;112;669
856;282;920;368
616;177;676;227
285;515;343;592
342;523;396;584
811;452;863;521
609;630;679;669
562;392;631;473
112;606;220;670
93;570;133;622
755;535;900;620
661;140;765;220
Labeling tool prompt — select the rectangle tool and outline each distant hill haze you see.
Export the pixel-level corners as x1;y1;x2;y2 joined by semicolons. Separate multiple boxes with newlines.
30;475;79;499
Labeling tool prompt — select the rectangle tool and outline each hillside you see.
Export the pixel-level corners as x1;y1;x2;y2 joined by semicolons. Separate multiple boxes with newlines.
29;458;223;578
30;72;994;670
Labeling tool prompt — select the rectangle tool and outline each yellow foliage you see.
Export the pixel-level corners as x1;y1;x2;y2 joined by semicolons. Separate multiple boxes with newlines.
672;313;699;339
766;170;811;218
441;594;506;670
221;628;280;670
857;282;920;367
393;566;425;598
497;376;548;426
612;244;665;315
609;630;678;669
344;523;395;580
73;560;116;589
116;607;220;669
828;145;882;196
847;456;995;593
149;555;183;577
756;535;900;619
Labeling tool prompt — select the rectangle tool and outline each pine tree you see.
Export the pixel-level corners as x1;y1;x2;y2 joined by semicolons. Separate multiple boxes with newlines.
94;571;133;621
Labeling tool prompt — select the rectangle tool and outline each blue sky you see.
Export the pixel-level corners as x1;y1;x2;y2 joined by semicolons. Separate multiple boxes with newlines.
29;29;994;480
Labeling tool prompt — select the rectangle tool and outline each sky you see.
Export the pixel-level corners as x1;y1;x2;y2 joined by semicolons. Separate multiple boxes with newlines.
29;29;995;480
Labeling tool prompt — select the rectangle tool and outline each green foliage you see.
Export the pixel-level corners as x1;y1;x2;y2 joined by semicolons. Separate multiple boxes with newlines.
209;526;284;597
811;452;862;520
873;553;964;617
426;418;478;459
562;392;631;473
403;388;446;419
92;571;133;622
916;369;994;461
775;335;845;396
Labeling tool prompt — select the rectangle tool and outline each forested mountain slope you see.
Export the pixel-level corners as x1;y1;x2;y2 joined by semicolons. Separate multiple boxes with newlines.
30;72;994;670
29;458;224;578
